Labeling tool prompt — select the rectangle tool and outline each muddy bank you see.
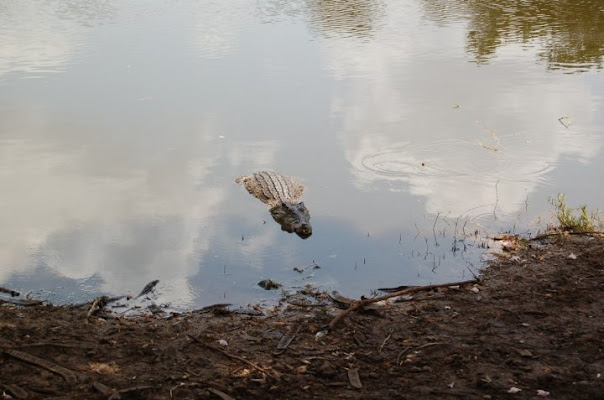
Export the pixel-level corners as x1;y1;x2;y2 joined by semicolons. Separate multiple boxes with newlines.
1;233;603;399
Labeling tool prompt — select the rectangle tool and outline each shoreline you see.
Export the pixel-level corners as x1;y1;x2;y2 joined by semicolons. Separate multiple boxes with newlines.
1;232;603;399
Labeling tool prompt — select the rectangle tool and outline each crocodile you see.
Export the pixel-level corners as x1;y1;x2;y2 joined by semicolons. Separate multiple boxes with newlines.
236;171;312;239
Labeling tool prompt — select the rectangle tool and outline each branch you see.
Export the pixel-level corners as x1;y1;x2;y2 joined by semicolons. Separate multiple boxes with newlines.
328;279;477;330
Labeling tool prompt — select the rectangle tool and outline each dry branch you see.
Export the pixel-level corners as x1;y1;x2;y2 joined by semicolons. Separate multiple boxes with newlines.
0;286;20;297
328;279;477;330
5;349;79;385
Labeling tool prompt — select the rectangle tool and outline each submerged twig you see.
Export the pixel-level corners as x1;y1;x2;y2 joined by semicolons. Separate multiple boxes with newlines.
558;116;570;129
493;180;500;220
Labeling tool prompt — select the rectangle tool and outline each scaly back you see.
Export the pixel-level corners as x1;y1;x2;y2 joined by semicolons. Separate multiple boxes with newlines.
237;171;304;206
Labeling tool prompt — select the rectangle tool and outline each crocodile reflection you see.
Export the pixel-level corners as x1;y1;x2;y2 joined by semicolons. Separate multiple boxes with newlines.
236;171;312;239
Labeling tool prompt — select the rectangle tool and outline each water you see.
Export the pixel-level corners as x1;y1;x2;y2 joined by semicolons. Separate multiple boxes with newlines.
1;0;603;309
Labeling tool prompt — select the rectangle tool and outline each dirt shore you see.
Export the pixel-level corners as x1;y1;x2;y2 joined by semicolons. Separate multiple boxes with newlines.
1;233;603;400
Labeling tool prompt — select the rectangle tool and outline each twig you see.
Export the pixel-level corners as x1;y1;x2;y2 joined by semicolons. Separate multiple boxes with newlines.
187;335;279;379
328;280;477;330
92;381;114;396
530;231;603;241
0;286;20;297
5;349;79;385
378;329;392;354
0;297;42;306
2;383;27;399
433;212;440;246
87;296;109;319
108;385;156;400
207;387;236;400
17;342;94;349
396;342;447;365
558;116;570;129
274;324;301;355
170;382;184;398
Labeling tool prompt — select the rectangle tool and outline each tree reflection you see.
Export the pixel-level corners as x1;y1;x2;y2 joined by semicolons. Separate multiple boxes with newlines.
424;0;604;71
306;0;385;40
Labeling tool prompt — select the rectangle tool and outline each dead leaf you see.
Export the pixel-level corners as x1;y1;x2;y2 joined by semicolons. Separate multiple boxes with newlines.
347;368;362;389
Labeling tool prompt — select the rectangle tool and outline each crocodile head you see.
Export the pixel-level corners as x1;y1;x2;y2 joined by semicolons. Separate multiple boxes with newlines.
270;201;312;239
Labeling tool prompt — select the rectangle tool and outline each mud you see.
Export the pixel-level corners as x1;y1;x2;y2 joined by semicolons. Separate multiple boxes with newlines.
1;233;603;399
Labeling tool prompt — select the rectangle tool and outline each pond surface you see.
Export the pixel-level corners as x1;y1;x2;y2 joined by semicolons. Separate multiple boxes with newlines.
1;0;603;309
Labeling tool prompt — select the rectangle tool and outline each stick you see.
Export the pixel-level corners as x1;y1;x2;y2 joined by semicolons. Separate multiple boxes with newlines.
207;387;236;400
187;335;278;379
274;324;301;355
396;342;447;365
0;297;42;306
108;385;156;400
328;279;477;330
530;231;603;241
87;296;109;319
0;286;20;297
5;349;79;385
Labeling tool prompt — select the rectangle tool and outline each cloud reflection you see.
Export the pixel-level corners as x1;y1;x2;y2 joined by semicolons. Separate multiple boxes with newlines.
0;134;227;304
316;3;602;220
0;0;117;78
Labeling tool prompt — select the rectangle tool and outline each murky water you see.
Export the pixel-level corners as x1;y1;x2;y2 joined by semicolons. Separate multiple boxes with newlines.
1;0;603;309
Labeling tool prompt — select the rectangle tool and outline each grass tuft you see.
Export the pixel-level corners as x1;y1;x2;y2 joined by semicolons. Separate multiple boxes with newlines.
548;194;602;232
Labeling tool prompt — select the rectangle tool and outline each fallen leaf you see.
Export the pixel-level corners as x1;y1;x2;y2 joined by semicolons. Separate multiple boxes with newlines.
347;368;362;389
